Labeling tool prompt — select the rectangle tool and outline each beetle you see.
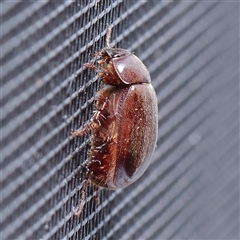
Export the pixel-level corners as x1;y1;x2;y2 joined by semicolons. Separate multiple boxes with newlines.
71;28;158;215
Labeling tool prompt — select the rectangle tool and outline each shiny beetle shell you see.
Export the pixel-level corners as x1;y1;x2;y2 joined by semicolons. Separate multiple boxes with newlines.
88;82;157;189
71;28;158;215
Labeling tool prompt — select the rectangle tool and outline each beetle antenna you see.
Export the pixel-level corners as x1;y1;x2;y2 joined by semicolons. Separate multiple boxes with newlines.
106;27;112;47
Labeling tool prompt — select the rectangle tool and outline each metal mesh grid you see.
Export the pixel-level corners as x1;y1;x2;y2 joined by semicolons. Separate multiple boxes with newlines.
1;1;239;239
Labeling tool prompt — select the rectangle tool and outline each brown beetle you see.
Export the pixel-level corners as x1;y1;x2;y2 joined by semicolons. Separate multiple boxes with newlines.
72;28;158;215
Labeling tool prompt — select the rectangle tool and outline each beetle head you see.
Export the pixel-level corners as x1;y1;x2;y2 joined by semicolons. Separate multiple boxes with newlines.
104;47;131;59
102;48;151;85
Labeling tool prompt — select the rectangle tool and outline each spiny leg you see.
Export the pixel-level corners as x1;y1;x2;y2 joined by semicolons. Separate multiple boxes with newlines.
75;178;89;216
71;109;105;137
71;119;98;137
106;27;112;47
74;171;100;216
71;96;109;137
84;63;98;71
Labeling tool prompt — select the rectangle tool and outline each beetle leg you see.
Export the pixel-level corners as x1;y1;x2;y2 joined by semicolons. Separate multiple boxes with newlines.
94;51;101;57
75;170;101;216
71;107;106;137
92;111;105;125
105;27;112;48
84;63;99;72
95;93;109;113
71;120;98;137
75;178;89;216
99;98;108;111
94;185;100;205
99;112;107;120
96;92;109;106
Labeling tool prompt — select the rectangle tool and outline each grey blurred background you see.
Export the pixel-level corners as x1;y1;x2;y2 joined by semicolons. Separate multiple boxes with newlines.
1;1;239;239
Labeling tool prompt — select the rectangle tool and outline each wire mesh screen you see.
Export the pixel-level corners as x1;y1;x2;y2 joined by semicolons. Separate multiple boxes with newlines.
1;1;239;239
